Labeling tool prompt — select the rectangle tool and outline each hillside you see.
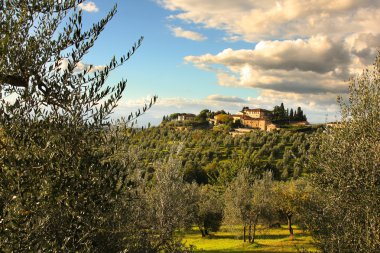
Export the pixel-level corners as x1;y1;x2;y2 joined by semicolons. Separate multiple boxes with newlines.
128;125;321;183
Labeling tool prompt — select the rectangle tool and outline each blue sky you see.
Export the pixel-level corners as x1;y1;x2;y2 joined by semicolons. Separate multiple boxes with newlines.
78;0;380;126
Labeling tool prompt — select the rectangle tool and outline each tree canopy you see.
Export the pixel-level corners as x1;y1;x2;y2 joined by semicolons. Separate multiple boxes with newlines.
305;54;380;252
0;1;158;252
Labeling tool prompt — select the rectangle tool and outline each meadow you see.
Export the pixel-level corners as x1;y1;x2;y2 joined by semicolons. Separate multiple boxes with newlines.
183;225;318;253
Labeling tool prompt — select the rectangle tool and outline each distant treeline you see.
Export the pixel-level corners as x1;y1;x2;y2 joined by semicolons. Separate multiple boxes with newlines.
162;103;308;126
272;103;307;123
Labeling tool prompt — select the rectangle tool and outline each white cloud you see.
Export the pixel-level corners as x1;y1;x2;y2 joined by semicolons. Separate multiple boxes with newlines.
345;33;380;66
155;0;380;122
185;35;355;94
57;59;105;73
186;36;351;74
78;1;99;13
74;61;106;73
170;26;207;41
157;0;380;41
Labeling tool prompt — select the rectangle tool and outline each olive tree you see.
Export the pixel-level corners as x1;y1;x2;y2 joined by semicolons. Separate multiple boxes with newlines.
192;184;223;237
272;179;311;240
305;54;380;252
224;169;275;243
135;157;195;252
224;168;254;242
0;1;156;252
248;171;276;243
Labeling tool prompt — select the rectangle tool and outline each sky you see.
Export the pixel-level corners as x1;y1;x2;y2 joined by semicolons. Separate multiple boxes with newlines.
77;0;380;126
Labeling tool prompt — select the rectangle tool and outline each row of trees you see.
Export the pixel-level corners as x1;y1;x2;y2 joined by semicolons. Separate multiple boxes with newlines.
272;103;307;122
224;170;313;243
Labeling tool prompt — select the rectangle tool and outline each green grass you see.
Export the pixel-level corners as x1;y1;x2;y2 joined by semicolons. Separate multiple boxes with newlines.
183;225;318;253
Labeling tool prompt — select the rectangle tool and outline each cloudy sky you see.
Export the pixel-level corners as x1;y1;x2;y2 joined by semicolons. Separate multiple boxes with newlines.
78;0;380;125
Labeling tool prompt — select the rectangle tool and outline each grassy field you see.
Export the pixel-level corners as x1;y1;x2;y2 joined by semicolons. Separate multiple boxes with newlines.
183;225;318;253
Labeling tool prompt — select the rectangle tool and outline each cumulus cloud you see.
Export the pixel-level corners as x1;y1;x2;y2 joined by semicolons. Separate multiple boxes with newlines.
185;35;354;94
186;36;351;74
346;33;380;66
155;0;380;122
78;1;99;13
170;26;207;41
157;0;380;41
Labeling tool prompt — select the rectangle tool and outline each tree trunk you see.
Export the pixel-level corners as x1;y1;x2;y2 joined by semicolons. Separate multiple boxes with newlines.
205;229;209;236
248;224;252;243
199;226;205;237
252;222;257;243
243;225;246;242
287;214;294;240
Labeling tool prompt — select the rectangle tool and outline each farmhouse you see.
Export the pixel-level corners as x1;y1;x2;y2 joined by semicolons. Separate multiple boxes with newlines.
233;108;277;131
242;107;272;119
209;107;278;132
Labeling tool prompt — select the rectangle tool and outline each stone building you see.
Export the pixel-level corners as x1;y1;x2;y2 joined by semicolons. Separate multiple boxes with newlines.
233;108;277;131
242;108;272;119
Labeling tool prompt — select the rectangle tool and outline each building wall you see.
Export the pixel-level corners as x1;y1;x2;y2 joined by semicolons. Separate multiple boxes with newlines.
244;111;262;119
243;109;271;119
267;124;277;132
259;120;267;131
242;119;268;131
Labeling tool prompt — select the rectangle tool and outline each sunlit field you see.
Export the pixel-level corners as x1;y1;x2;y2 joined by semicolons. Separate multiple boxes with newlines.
183;225;318;253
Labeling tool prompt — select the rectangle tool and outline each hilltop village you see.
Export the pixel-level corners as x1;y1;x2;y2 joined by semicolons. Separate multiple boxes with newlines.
213;107;277;132
161;103;310;134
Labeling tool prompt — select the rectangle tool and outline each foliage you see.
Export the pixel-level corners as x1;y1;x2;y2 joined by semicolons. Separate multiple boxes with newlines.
214;114;232;125
184;164;209;184
0;1;161;252
272;103;307;123
130;157;195;252
272;179;312;239
191;185;224;237
224;169;275;243
223;168;254;242
127;127;316;183
305;54;380;252
0;0;148;123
